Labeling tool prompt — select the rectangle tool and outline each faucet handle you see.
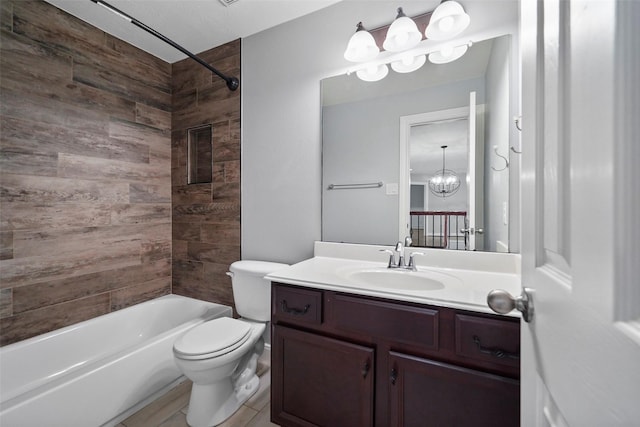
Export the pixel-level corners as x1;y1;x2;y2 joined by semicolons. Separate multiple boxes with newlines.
380;249;396;268
404;236;412;247
407;252;424;270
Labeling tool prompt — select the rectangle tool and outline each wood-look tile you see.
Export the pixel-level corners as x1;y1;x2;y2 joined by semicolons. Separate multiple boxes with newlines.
110;276;171;311
187;242;240;265
12;259;170;314
0;288;12;318
130;182;171;203
245;371;271;412
172;202;240;224
223;160;240;183
172;240;189;260
246;405;279;427
172;222;201;242
0;173;130;204
0;86;109;134
72;61;171;111
218;405;259;427
200;223;240;245
110;203;172;226
12;1;106;56
156;411;189;427
0;0;173;342
0;149;58;177
136;103;171;132
1;1;12;32
0;231;13;260
140;239;171;264
172;184;213;204
121;380;191;427
1;239;141;288
212;182;240;201
0;293;110;345
0;28;73;81
109;119;170;156
214;141;241;162
0;116;149;164
212;120;231;144
12;224;152;258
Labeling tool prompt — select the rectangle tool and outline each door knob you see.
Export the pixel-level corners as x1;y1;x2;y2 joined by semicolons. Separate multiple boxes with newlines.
487;288;534;322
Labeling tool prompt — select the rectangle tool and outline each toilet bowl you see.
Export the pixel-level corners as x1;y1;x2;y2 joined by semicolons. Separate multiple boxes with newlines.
173;260;288;427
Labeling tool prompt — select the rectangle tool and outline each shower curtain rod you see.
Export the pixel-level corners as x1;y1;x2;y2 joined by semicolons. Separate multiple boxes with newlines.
89;0;239;91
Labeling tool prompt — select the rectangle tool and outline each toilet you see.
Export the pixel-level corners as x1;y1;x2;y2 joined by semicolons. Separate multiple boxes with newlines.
173;260;288;427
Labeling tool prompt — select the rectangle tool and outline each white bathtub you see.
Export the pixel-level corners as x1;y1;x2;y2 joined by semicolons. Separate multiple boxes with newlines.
0;294;232;427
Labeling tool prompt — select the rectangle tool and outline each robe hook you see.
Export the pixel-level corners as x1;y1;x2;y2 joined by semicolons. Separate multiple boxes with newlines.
491;146;509;171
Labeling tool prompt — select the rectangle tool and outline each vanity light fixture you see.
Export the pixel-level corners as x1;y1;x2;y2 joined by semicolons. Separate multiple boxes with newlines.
344;4;472;82
428;145;461;197
382;7;422;52
89;0;239;91
344;22;380;62
356;63;389;82
391;52;427;73
425;0;471;41
428;42;471;64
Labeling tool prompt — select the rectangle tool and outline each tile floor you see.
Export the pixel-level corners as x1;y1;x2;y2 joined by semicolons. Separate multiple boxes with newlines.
117;349;277;427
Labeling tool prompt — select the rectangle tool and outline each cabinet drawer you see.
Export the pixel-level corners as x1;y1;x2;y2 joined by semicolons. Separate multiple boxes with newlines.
272;284;322;325
455;313;520;369
329;293;439;350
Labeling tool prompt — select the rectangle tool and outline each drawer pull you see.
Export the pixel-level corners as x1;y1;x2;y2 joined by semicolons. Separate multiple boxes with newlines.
281;300;311;316
473;335;519;360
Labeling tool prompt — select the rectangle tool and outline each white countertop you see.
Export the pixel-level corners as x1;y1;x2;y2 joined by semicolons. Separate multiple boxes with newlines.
266;242;522;317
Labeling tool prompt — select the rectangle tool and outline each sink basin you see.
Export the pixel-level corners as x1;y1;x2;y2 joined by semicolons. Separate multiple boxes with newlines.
343;268;449;291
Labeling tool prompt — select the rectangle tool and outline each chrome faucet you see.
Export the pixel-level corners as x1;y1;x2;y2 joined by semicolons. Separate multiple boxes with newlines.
380;237;423;270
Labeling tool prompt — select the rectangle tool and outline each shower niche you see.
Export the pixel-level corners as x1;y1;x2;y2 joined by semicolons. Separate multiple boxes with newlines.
187;124;213;184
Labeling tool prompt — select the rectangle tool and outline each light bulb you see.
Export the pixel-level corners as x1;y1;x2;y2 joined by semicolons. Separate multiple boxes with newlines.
438;16;455;32
441;46;454;58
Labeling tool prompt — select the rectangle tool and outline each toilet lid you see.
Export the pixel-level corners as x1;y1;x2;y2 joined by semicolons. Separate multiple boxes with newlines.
174;317;252;358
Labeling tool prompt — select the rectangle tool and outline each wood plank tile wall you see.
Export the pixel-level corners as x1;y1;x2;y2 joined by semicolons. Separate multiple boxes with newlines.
0;0;173;346
171;40;241;310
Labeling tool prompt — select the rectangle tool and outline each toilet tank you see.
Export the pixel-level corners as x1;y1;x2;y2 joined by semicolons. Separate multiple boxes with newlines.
229;260;289;321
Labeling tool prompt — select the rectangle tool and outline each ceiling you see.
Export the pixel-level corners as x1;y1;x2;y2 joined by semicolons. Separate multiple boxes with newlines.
44;0;342;63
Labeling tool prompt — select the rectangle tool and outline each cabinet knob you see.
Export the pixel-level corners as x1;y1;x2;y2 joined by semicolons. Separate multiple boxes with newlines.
390;368;398;385
487;288;534;322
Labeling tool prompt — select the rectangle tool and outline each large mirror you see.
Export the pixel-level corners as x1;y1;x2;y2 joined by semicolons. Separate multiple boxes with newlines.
322;34;519;252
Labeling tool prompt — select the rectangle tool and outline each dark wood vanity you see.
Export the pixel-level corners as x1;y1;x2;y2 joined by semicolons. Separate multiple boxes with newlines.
271;282;520;427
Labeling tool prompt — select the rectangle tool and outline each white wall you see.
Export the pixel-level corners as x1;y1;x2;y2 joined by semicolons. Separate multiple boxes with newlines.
241;0;519;263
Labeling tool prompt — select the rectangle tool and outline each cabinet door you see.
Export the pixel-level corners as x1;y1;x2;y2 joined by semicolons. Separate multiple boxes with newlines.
388;352;519;427
272;325;374;427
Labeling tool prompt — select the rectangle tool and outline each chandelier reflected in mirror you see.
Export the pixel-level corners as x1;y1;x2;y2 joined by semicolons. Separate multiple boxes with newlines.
428;145;460;197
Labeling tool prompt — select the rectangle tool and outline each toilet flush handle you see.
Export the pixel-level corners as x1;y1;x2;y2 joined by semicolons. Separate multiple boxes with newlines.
226;271;234;278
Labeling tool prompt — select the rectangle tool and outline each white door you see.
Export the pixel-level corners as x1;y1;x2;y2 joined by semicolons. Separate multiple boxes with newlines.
515;0;640;425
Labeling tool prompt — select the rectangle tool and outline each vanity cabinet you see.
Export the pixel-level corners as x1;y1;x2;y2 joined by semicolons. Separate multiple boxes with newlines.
271;283;520;427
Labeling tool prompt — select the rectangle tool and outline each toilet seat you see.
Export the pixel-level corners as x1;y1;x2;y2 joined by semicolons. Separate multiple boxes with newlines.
174;317;252;360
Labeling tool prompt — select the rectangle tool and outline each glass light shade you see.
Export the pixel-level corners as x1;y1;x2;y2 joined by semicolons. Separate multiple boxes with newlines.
428;170;461;197
356;63;389;82
425;0;470;41
344;27;379;62
391;54;426;73
383;12;422;52
428;44;468;64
